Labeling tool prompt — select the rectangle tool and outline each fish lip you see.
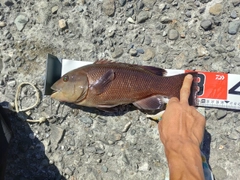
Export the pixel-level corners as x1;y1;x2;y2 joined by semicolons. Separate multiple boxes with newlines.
51;84;61;92
50;91;58;98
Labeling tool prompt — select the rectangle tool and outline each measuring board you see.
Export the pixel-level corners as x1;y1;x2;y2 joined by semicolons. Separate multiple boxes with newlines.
167;70;240;110
44;54;240;110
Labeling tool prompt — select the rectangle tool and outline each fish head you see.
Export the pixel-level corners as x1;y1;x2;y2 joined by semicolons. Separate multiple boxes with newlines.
51;70;89;103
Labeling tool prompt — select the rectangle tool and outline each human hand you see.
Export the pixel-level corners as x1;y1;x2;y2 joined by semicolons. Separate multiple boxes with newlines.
158;74;206;151
158;74;206;180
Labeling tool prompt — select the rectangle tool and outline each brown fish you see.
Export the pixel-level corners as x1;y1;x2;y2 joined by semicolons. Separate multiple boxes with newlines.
51;60;198;110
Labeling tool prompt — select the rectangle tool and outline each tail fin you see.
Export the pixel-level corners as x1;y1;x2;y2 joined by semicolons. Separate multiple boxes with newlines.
164;72;198;106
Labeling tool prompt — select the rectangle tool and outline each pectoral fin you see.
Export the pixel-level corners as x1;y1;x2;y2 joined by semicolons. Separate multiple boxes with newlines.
90;70;115;95
133;95;163;110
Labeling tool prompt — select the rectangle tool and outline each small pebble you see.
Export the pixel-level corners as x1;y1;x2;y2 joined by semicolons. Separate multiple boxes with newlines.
228;131;239;140
102;165;108;172
7;80;16;87
80;117;93;124
209;3;223;16
160;16;172;23
3;0;14;6
131;129;136;135
200;19;212;30
143;0;157;8
125;8;134;17
14;14;29;31
137;48;144;54
137;11;149;23
136;0;144;10
142;48;155;61
228;20;240;35
122;122;132;133
144;36;152;45
50;125;65;150
232;0;240;7
114;133;122;141
212;17;221;26
197;46;209;57
168;29;179;40
118;0;126;7
216;110;227;120
0;21;6;27
69;139;75;146
127;17;135;24
112;48;123;58
52;6;58;14
107;152;113;157
59;19;67;29
199;7;205;14
185;11;191;18
102;0;115;16
159;3;166;12
96;148;105;154
129;48;138;56
138;162;150;171
122;153;129;165
65;167;74;176
230;10;237;19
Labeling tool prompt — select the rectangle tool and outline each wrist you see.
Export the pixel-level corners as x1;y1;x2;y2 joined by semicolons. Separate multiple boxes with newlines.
163;140;204;180
164;139;201;161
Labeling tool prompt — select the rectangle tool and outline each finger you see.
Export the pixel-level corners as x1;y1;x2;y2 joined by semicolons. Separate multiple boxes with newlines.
180;74;193;104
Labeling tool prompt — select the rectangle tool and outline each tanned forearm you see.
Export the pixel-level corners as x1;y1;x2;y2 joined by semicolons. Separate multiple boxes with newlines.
164;140;204;180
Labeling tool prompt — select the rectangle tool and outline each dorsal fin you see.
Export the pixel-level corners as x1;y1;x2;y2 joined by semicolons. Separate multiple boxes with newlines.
94;60;166;76
94;59;114;64
142;66;167;76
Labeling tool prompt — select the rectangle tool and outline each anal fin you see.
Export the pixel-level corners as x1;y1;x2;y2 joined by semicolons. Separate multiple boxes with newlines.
133;95;163;110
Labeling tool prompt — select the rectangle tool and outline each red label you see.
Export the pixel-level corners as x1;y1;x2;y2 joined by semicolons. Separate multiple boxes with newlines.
186;71;228;100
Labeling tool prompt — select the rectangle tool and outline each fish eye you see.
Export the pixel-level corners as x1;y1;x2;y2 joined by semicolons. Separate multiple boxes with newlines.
63;75;69;82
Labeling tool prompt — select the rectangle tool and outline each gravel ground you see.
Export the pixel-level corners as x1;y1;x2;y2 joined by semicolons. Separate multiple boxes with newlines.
1;0;240;179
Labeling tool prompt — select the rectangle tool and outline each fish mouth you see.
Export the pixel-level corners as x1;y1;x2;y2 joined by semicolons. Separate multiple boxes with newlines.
50;86;60;98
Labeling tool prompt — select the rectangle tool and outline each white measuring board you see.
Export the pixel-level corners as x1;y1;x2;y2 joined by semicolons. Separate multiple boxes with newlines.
61;59;240;110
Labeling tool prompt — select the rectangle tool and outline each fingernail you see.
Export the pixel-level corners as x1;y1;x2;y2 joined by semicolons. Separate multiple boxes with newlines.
186;74;193;79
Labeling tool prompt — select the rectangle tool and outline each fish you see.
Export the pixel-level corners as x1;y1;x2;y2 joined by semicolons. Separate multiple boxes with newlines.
51;60;198;110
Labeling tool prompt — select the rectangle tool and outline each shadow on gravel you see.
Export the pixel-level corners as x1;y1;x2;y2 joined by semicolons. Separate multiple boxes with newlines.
2;108;65;180
61;102;163;117
201;129;212;169
62;102;139;116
